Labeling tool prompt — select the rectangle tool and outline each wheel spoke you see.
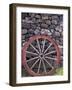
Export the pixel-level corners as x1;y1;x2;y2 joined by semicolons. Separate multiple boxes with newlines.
45;50;56;56
31;59;40;69
36;39;41;53
45;56;56;60
30;43;39;54
42;59;47;73
27;56;39;62
26;51;38;55
44;43;52;54
37;60;41;73
42;40;45;53
43;58;54;69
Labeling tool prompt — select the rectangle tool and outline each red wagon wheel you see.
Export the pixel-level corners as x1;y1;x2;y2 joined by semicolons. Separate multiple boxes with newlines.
22;35;60;76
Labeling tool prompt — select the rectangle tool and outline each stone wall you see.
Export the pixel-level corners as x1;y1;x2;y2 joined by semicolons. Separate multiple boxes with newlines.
21;13;63;76
21;13;63;48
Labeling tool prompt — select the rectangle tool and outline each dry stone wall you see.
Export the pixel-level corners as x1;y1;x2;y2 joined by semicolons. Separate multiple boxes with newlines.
21;13;63;47
21;13;63;68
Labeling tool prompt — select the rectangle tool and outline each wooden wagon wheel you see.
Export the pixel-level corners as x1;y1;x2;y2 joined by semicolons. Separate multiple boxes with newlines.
22;35;60;76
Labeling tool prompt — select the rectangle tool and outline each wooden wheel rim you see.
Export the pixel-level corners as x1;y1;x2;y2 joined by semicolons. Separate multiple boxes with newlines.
22;35;60;76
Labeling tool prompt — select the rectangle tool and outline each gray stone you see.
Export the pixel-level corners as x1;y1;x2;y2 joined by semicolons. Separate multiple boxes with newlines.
55;26;63;32
32;18;36;22
52;20;57;25
22;23;31;29
22;40;25;45
22;20;33;23
22;29;27;34
25;17;29;21
41;23;48;28
22;13;28;19
41;29;45;34
59;38;63;45
22;19;25;23
42;16;48;20
31;24;37;29
52;16;58;19
29;34;33;37
37;24;41;27
36;27;40;30
48;16;52;20
59;16;63;21
47;30;52;35
49;25;56;29
60;32;63;37
37;19;42;23
50;29;54;33
29;29;33;32
27;20;33;23
35;15;41;18
55;26;59;31
46;20;51;25
40;29;52;35
22;19;33;23
60;22;63;27
54;31;60;37
34;29;40;35
22;35;25;40
31;13;35;18
25;34;29;39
